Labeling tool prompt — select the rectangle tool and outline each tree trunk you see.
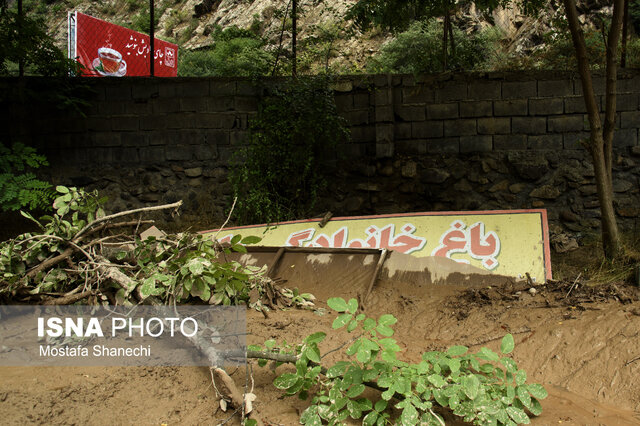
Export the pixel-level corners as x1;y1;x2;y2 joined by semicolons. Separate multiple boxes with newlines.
562;0;623;258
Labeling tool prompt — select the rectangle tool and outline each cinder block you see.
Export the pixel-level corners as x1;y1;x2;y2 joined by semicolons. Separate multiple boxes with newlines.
529;98;563;115
574;76;605;96
412;121;443;138
538;79;573;97
105;85;132;101
394;123;412;139
512;117;546;134
353;93;370;108
435;83;467;102
621;111;640;128
350;126;376;143
548;115;584;132
345;110;370;126
614;94;638;112
208;96;235;112
206;130;230;145
196;113;236;129
460;101;492;118
165;145;193;161
210;80;236;96
111;116;139;132
477;117;510;135
122;133;148;147
334;94;353;111
180;97;207;112
140;115;167;130
375;124;394;143
395;105;425;122
613;128;638;147
395;140;428;155
93;132;122;147
563;132;590;149
460;135;493;152
494;134;527;150
152;98;181;114
374;88;390;105
98;101;125;115
402;86;434;103
502;81;536;99
236;81;260;96
427;137;460;153
375;105;394;122
528;134;563;150
444;119;476;136
564;96;590;114
467;82;501;100
139;146;165;162
426;103;458;119
494;99;527;116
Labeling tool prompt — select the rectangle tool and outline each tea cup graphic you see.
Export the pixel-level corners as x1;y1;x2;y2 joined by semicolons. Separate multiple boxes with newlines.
98;47;123;74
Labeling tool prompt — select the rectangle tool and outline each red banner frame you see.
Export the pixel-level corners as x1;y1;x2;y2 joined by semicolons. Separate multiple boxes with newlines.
71;12;178;77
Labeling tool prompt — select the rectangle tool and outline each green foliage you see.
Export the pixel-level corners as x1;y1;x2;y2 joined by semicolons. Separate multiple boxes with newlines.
0;142;53;212
367;20;499;74
630;0;640;35
253;297;547;425
230;77;349;225
0;8;81;76
178;25;273;77
0;186;315;310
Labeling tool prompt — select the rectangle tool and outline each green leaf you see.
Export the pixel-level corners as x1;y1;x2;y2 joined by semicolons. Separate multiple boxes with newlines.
300;406;322;426
378;314;397;326
446;345;468;356
448;357;461;373
526;383;548;399
506;406;530;424
346;399;362;419
529;397;543;416
188;260;205;276
305;332;326;345
427;374;447;388
374;400;388;412
501;334;515;354
347;384;365;398
476;347;500;361
326;361;350;378
347;298;358;314
328;297;349;312
376;324;394;336
363;411;378;426
362;318;376;331
515;369;527;385
333;313;352;329
399;404;419;425
241;235;262;245
56;186;69;193
462;374;480;400
304;346;321;363
273;373;298;390
501;357;518;374
230;234;242;245
517;385;532;410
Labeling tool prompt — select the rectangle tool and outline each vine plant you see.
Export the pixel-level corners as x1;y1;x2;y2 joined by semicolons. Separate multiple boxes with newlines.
250;297;547;425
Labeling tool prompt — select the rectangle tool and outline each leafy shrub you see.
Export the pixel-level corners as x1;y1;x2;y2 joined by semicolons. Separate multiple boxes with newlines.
230;77;349;225
367;20;497;74
251;297;548;425
178;25;273;77
0;142;53;212
0;8;80;76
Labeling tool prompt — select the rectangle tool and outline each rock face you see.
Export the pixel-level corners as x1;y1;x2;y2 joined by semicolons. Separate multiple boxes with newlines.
46;0;615;73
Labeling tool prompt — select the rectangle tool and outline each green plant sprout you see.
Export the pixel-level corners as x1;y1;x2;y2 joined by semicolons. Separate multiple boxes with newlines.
250;297;547;425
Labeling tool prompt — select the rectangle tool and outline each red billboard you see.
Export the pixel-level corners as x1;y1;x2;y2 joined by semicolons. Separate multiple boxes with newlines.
68;11;178;77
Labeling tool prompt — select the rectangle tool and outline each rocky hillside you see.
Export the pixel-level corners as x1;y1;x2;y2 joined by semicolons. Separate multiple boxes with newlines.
27;0;627;73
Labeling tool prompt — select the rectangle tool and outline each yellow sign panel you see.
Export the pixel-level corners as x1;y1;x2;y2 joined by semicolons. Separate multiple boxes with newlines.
202;210;552;283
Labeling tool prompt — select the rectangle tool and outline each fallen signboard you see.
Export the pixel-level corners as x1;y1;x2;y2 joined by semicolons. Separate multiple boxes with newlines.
202;209;552;283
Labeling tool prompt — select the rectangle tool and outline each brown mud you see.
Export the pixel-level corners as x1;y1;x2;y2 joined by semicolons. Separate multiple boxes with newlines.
1;255;640;425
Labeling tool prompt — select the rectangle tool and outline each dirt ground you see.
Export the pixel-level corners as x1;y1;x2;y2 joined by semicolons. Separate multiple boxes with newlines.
1;251;640;425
